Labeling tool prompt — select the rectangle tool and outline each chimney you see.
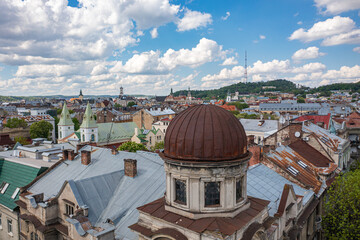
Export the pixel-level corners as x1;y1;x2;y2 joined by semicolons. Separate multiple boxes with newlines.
124;159;137;177
62;150;69;160
112;148;118;155
76;143;85;153
68;149;75;161
81;150;91;165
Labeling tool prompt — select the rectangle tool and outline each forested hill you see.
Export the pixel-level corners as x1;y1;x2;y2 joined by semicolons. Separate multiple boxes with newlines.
173;79;360;99
173;79;301;99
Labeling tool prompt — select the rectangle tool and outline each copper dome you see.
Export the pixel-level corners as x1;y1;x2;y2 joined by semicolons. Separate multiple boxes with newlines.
163;104;248;161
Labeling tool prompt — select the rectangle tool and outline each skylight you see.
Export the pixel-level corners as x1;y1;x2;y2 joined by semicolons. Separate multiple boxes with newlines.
287;166;299;176
297;160;308;169
11;188;20;199
0;182;9;194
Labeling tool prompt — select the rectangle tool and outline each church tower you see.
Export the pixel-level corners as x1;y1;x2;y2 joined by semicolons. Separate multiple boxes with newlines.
58;102;74;140
119;86;124;98
79;89;83;100
80;102;98;142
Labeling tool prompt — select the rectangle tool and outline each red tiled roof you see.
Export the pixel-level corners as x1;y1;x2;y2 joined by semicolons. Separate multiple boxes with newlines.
293;114;331;129
220;104;236;111
346;112;360;128
288;140;331;168
134;196;269;238
160;117;171;122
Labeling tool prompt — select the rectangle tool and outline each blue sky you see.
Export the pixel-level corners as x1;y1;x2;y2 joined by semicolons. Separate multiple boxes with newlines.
0;0;359;96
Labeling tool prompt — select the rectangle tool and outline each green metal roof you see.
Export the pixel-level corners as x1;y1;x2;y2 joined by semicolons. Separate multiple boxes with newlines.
80;102;97;129
59;102;74;126
97;122;137;143
0;159;47;210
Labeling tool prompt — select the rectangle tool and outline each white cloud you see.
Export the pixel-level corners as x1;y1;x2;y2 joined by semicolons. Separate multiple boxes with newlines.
297;21;303;25
354;47;360;53
221;12;230;20
315;0;360;14
260;35;266;40
322;29;360;46
111;38;225;74
177;9;212;32
150;28;159;39
289;16;355;42
250;59;291;74
221;57;238;66
292;62;327;73
292;46;326;61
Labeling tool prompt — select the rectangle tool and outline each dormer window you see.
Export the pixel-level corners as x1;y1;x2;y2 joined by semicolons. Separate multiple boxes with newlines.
205;182;220;207
175;179;186;205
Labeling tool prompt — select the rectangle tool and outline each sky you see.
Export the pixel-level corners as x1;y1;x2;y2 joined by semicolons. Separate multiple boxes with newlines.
0;0;359;96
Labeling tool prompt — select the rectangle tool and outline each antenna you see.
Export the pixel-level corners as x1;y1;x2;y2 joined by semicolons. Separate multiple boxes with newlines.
244;51;248;84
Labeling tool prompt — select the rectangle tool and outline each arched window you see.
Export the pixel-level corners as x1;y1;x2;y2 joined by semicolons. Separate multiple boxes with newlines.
175;179;186;205
82;135;85;142
236;177;244;202
205;182;220;206
59;132;62;139
91;134;95;141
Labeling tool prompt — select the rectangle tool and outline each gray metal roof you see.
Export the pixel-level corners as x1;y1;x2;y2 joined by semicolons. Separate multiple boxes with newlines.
247;164;314;216
239;119;278;133
28;146;165;240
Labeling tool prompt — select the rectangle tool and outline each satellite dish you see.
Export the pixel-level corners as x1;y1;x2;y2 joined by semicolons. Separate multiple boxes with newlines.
295;131;300;137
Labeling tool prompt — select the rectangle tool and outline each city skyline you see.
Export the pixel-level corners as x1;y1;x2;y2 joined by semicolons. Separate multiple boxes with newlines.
0;0;359;96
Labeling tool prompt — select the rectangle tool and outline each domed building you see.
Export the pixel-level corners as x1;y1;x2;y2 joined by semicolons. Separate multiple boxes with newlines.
130;105;271;240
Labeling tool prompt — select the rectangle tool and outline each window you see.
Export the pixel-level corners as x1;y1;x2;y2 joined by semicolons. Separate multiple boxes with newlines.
0;182;9;194
0;213;2;227
91;134;95;141
175;179;186;205
31;232;40;240
205;182;220;206
59;132;62;139
65;203;74;216
149;136;152;144
7;219;12;233
287;166;299;175
82;134;85;141
68;127;70;129
236;177;243;202
11;188;20;199
297;160;307;169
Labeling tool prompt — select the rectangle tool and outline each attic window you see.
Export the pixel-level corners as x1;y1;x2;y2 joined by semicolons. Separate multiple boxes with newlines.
297;160;308;169
0;182;9;194
287;166;299;176
11;188;20;199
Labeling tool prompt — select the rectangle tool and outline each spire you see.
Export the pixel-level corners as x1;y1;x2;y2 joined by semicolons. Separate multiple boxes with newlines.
79;89;83;96
58;102;74;126
170;88;173;95
80;102;97;128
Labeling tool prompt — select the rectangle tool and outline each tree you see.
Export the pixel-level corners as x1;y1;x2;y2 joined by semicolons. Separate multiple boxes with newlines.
72;118;80;131
228;102;249;110
151;141;164;151
114;103;122;109
14;136;31;145
30;120;53;139
297;97;305;103
127;101;136;107
5;118;27;128
323;169;360;239
117;141;146;152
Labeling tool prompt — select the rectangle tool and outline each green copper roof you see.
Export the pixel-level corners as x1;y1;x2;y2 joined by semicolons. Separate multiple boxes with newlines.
59;102;74;126
80;102;97;129
97;122;137;143
0;159;47;210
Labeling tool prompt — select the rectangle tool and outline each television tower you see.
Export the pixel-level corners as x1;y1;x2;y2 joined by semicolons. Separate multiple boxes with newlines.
244;51;248;83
